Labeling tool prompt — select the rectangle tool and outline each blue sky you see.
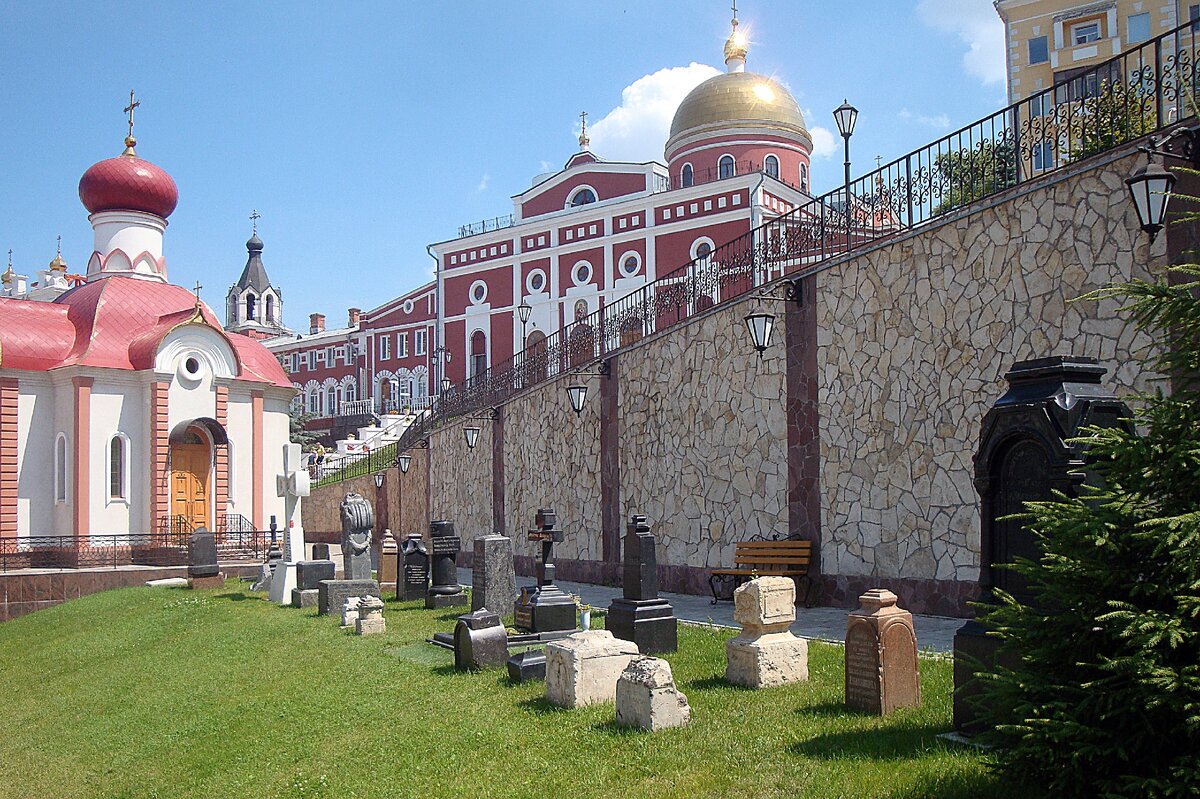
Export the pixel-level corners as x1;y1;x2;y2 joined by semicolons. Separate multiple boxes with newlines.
0;1;1005;325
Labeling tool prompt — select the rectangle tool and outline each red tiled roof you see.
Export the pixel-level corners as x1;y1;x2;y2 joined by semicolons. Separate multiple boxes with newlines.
0;276;291;388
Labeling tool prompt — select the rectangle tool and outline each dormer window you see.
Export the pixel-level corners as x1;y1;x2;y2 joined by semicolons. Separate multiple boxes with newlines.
569;188;597;207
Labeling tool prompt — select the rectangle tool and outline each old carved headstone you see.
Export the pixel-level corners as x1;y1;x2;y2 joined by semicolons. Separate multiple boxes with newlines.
844;589;920;714
400;534;429;601
725;576;808;688
513;508;576;633
316;493;380;616
615;656;691;731
545;630;640;709
954;356;1133;734
607;515;677;654
355;595;386;635
472;534;517;615
426;520;467;609
379;531;399;591
453;608;509;670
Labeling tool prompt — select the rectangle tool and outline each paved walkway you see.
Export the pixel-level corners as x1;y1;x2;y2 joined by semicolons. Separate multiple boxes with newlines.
457;567;961;653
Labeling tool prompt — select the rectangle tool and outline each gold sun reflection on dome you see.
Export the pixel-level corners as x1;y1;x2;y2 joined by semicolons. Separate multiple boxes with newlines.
752;83;775;103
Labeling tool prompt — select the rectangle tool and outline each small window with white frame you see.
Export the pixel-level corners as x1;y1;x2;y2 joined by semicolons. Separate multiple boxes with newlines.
378;335;391;361
398;333;408;358
1071;20;1100;45
415;329;427;355
108;434;128;502
55;433;68;503
619;251;641;278
764;154;779;179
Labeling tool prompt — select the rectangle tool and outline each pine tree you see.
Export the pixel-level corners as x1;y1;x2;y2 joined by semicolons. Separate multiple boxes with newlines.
973;255;1200;797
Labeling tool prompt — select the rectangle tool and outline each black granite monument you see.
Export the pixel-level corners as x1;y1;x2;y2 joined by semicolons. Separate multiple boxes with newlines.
426;520;468;609
512;508;577;633
472;534;517;614
187;528;221;589
607;514;677;653
401;534;430;601
953;356;1133;734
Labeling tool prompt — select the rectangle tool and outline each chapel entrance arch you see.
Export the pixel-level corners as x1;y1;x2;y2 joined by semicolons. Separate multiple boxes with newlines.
167;418;227;533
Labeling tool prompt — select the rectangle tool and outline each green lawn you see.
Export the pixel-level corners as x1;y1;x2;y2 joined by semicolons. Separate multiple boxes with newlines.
0;582;1027;799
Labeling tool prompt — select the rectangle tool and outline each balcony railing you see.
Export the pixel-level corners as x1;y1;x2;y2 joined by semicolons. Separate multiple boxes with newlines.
457;214;516;239
0;526;268;572
301;19;1200;488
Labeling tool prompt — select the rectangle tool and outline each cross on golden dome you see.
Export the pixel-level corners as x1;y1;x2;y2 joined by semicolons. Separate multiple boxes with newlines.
578;111;590;150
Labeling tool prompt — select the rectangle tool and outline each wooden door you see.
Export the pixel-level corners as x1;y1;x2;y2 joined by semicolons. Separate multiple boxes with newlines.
171;444;211;531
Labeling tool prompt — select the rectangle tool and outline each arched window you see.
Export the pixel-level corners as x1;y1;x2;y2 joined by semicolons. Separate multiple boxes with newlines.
55;434;68;503
265;294;275;324
692;238;714;260
764;155;779;179
470;330;487;379
245;293;257;321
307;387;319;414
344;379;357;403
800;163;809;192
326;386;337;416
108;435;127;501
681;163;694;188
569;187;597;207
718;155;736;179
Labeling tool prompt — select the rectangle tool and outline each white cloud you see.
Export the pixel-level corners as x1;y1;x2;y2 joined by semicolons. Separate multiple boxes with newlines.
588;62;722;162
475;173;490;193
898;108;952;129
916;0;1006;86
800;109;837;159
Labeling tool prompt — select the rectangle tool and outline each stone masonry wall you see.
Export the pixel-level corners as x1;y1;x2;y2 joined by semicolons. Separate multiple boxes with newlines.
428;417;493;543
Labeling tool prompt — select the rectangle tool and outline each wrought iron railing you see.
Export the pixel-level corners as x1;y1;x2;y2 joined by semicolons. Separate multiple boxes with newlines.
313;441;398;488
657;159;803;193
457;214;517;239
0;528;268;572
301;19;1199;485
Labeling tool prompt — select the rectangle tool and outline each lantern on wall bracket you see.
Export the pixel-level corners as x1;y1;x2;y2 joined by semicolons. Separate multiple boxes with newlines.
743;278;803;357
396;453;411;474
462;408;499;450
564;360;610;415
1125;125;1200;243
373;471;385;489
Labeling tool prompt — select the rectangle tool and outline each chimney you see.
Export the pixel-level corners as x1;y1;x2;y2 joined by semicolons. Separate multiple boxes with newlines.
348;307;361;328
309;313;325;334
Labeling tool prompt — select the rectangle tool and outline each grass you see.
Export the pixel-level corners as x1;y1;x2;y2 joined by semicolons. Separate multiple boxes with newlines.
0;581;1030;799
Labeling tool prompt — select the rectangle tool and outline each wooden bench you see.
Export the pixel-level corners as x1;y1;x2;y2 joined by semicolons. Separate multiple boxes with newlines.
709;538;813;606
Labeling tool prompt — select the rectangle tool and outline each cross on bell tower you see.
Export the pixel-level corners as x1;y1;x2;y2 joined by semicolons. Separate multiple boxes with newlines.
250;209;261;236
578;111;590;151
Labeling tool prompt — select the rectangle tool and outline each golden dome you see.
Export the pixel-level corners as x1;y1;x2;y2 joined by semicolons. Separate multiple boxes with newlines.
48;253;67;272
724;23;748;63
668;71;808;143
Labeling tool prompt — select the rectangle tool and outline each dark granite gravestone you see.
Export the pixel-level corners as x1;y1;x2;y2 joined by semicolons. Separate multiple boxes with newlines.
312;543;330;561
316;493;380;615
453;608;509;669
506;650;547;683
296;560;335;590
317;579;381;616
426;520;467;609
607;514;677;654
472;535;517;615
512;508;577;633
954;356;1133;734
401;534;430;601
187;529;222;589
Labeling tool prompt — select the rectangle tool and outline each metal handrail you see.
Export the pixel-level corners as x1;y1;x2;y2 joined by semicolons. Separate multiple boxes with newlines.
0;529;268;572
312;20;1200;486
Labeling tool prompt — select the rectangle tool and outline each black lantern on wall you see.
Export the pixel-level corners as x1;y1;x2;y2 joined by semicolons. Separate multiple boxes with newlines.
562;361;610;415
1124;124;1200;242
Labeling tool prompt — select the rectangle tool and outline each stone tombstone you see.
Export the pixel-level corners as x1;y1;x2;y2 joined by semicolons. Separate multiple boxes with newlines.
453;608;509;670
296;559;336;590
318;578;380;617
312;543;330;560
187;529;222;589
379;531;399;591
725;576;809;689
340;493;374;582
615;656;691;731
545;630;640;709
607;515;677;654
401;534;430;602
506;650;547;683
341;596;363;628
291;588;319;609
426;520;468;608
355;595;386;635
844;589;920;714
513;508;577;633
471;534;517;615
955;356;1133;733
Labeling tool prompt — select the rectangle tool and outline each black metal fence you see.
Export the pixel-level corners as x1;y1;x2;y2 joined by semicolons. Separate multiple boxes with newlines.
312;20;1199;483
0;528;268;573
313;442;398;488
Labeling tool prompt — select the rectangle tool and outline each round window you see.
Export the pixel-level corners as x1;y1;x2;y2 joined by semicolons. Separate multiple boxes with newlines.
403;299;414;314
620;254;640;277
470;281;488;304
574;262;591;285
529;271;545;292
695;242;713;259
185;357;200;375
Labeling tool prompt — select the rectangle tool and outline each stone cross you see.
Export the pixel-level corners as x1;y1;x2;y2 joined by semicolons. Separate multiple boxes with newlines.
268;442;310;605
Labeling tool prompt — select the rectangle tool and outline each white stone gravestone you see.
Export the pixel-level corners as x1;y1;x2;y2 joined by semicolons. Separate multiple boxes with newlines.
268;443;310;605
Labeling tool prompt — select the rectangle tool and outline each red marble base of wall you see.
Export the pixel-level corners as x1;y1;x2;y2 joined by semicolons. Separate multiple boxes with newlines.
0;563;261;623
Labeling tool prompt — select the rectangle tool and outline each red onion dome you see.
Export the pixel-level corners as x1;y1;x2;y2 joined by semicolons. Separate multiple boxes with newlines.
79;146;178;219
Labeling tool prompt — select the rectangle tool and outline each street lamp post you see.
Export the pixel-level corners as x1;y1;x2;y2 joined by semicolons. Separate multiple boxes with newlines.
518;300;532;385
833;99;858;230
